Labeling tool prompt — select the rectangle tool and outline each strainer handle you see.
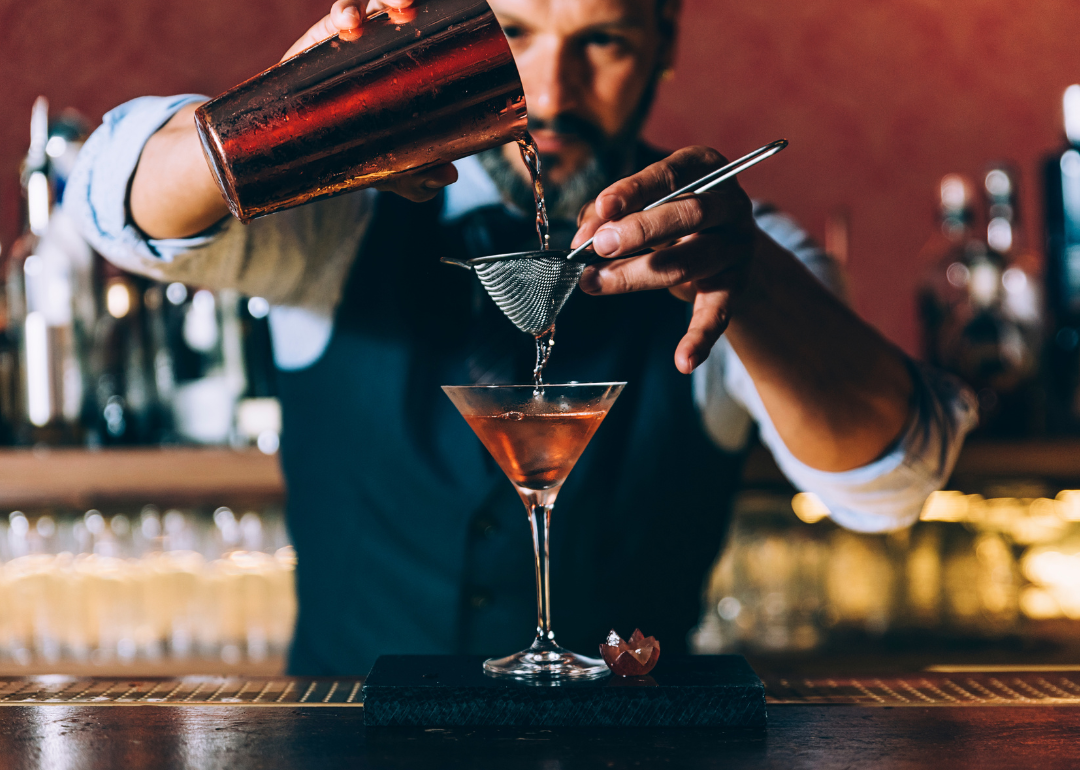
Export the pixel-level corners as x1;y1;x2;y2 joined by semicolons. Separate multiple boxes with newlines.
565;138;788;261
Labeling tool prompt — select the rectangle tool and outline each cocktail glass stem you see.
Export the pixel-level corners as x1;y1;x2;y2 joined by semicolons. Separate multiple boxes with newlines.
524;491;557;649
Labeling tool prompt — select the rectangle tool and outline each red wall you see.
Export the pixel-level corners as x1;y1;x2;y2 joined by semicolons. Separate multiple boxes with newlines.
4;0;1080;351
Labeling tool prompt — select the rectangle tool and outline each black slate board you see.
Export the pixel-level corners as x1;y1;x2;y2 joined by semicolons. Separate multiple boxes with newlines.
362;654;766;728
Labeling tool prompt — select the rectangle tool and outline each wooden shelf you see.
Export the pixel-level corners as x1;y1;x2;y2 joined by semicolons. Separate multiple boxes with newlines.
9;437;1080;510
0;446;284;509
950;440;1080;481
743;439;1080;489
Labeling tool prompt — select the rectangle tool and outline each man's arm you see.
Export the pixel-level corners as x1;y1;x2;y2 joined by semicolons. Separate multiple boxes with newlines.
129;103;229;239
723;231;913;471
573;146;917;473
129;0;457;240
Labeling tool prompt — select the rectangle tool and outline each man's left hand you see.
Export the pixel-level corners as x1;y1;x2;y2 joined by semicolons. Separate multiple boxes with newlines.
573;146;757;375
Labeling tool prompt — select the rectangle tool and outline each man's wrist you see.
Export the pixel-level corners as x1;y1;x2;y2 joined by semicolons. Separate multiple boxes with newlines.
724;226;773;332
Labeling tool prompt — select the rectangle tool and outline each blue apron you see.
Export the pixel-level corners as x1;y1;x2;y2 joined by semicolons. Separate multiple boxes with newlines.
277;190;744;675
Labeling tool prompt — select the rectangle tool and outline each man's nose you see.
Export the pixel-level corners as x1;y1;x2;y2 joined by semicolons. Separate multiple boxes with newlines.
523;41;581;120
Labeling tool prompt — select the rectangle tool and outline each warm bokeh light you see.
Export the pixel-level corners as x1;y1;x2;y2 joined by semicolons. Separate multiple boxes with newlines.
791;492;830;524
106;280;132;319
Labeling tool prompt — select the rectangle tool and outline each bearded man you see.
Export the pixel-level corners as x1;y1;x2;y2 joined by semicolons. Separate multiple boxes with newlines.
66;0;975;674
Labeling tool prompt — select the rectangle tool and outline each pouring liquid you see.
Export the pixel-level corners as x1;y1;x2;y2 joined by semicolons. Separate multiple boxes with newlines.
517;132;557;393
517;133;551;252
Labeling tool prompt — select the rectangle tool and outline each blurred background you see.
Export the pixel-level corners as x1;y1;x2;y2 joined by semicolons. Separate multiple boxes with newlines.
2;0;1080;674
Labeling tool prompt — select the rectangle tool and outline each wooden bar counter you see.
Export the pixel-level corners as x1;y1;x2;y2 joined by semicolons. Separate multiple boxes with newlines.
1;670;1079;768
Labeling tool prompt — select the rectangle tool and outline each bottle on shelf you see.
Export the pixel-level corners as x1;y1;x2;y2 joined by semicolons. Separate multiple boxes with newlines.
918;170;1042;436
979;163;1044;434
1044;84;1080;433
5;97;89;445
84;262;164;445
234;295;281;454
159;283;248;445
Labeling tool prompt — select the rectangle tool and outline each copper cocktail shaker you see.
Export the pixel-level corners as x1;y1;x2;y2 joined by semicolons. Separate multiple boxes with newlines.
194;0;527;222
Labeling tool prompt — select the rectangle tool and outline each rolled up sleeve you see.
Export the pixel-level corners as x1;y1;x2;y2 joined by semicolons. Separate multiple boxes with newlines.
62;95;374;311
697;203;978;532
723;347;978;532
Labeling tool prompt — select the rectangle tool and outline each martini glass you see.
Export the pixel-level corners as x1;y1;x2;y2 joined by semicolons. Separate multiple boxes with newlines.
443;382;625;682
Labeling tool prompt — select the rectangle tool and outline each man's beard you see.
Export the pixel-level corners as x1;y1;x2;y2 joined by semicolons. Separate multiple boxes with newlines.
477;65;663;228
477;114;640;225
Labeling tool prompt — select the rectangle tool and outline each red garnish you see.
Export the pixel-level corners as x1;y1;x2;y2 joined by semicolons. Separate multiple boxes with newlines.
600;628;660;676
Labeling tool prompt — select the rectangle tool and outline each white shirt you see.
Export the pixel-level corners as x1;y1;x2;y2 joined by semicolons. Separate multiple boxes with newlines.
64;95;979;533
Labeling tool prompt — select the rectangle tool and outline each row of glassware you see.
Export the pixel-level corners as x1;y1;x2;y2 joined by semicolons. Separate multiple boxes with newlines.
0;506;295;666
694;489;1080;654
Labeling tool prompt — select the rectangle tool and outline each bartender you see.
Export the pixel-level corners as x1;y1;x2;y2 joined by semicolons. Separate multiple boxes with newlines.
66;0;976;674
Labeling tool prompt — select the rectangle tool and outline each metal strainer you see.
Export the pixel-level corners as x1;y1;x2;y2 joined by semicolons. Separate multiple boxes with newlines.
442;139;788;336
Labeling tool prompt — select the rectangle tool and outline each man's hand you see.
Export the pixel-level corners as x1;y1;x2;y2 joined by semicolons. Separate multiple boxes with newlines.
279;0;458;202
281;0;418;61
572;146;756;374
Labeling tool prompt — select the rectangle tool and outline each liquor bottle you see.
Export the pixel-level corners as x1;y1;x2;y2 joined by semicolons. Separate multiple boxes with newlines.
5;97;85;444
159;283;246;444
918;174;979;370
235;296;281;453
918;171;1041;435
1044;85;1080;433
84;262;161;445
979;164;1043;435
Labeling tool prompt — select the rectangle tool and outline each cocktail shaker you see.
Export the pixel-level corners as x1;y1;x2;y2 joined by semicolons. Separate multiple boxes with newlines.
194;0;527;222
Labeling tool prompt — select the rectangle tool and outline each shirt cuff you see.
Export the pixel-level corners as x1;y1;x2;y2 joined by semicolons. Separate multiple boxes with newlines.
63;94;218;272
724;350;978;533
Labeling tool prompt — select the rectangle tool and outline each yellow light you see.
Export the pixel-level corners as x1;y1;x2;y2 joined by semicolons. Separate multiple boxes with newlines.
1020;586;1062;620
1009;504;1069;545
106;281;132;319
1056;490;1080;521
792;492;830;524
920;490;976;522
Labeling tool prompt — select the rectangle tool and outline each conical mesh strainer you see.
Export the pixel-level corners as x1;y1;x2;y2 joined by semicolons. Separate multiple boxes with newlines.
444;250;585;336
441;139;788;336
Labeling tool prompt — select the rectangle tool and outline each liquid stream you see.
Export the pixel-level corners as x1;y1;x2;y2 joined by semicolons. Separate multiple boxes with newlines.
533;326;555;393
518;132;557;392
517;133;551;252
463;410;607;490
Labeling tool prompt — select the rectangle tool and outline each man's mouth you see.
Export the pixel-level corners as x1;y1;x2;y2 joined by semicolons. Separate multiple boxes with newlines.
528;130;582;156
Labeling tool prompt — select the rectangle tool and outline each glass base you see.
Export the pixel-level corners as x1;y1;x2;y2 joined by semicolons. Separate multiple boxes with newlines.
483;639;611;683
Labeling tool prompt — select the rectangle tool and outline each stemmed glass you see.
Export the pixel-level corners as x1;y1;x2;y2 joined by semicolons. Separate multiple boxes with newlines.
443;382;625;682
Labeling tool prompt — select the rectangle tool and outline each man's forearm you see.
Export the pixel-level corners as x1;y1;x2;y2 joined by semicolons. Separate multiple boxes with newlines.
129;103;231;240
724;231;914;472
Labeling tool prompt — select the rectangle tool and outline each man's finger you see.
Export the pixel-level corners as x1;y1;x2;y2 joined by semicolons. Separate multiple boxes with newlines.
374;163;458;202
579;232;740;295
675;288;733;374
571;201;603;249
374;0;418;22
590;190;746;258
593;146;728;222
282;0;364;60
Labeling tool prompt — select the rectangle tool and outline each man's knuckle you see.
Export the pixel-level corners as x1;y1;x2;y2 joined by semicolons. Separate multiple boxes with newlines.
622;218;643;247
700;146;725;166
665;263;692;286
679;198;705;229
614;177;639;206
659;164;681;195
577;202;593;226
607;269;632;294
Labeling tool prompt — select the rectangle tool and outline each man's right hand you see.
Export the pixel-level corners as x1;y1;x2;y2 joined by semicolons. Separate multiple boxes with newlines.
131;0;455;240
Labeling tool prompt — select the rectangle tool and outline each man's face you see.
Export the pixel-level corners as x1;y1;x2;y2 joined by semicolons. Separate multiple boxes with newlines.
489;0;673;188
